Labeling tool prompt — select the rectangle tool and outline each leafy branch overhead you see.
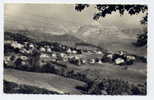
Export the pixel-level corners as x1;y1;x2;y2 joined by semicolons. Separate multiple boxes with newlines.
75;4;148;21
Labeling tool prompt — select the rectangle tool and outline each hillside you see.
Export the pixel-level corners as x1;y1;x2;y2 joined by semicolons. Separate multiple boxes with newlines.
4;30;147;95
5;30;84;47
4;68;86;94
74;25;147;56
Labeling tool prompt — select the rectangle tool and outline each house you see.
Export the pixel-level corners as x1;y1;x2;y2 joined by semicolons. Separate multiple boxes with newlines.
59;53;65;58
68;55;74;61
117;50;127;56
20;48;31;54
40;47;46;52
4;56;11;64
81;58;87;64
20;56;28;61
126;55;136;61
16;42;24;49
69;56;81;66
19;48;26;54
51;53;57;58
115;58;125;65
39;53;51;66
89;59;95;64
4;55;19;67
21;61;27;66
24;42;28;45
72;50;77;54
40;53;50;59
96;51;103;54
4;40;12;44
125;55;136;65
17;55;29;66
97;59;103;64
46;47;52;53
57;53;68;62
62;56;68;62
76;59;81;66
11;41;24;49
106;53;114;61
66;48;72;54
94;57;103;64
29;43;35;49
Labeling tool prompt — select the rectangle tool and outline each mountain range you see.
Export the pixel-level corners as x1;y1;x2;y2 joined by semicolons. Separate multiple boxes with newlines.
5;12;146;56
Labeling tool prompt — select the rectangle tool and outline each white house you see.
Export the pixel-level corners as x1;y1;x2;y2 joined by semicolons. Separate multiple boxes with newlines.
118;50;127;56
81;59;87;64
126;55;136;61
51;53;57;58
60;53;65;58
96;51;103;54
4;40;12;44
40;47;46;52
115;58;125;65
40;53;50;58
97;59;103;64
68;55;74;60
74;56;80;60
4;56;11;64
66;48;72;54
24;42;28;45
47;47;52;53
72;50;77;54
20;48;32;54
29;43;35;49
11;41;24;49
20;56;28;61
89;59;95;64
106;53;114;60
21;61;27;66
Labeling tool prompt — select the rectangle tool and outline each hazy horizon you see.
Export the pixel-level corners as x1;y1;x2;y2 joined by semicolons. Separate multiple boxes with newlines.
5;4;147;34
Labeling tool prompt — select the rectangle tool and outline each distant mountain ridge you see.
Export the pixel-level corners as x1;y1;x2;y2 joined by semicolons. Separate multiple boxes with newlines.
5;30;84;47
5;24;146;56
73;25;146;56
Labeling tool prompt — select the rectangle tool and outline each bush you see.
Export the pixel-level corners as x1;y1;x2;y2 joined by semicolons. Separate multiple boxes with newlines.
134;32;147;47
4;80;59;94
87;79;146;95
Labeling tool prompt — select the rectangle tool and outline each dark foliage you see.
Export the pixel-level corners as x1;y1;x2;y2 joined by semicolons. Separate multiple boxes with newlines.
4;32;34;43
75;4;147;20
75;4;89;12
4;80;59;94
135;32;147;47
4;44;19;54
135;55;147;63
141;13;148;25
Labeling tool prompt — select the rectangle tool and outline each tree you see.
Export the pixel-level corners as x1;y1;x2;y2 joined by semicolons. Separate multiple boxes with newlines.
136;13;147;47
75;4;148;46
75;4;147;20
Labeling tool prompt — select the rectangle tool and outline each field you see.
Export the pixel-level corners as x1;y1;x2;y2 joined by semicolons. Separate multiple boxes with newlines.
4;68;86;94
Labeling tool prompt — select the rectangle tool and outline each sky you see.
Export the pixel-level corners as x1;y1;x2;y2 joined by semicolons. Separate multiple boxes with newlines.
4;4;147;31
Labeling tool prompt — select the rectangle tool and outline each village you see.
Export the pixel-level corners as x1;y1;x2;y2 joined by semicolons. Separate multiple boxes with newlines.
4;33;139;70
